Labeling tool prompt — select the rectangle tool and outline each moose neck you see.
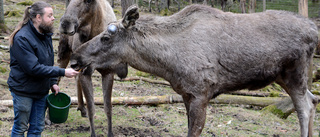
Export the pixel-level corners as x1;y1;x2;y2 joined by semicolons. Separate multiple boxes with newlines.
122;23;194;81
88;1;116;39
125;36;175;81
120;6;226;82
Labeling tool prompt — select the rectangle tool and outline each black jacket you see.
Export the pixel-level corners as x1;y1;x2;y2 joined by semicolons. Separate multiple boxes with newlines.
7;20;65;99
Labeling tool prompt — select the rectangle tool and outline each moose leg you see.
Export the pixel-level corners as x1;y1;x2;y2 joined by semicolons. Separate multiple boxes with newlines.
307;90;318;137
57;34;72;84
79;74;96;137
182;94;208;137
57;34;87;117
287;89;317;137
276;69;317;137
182;95;191;129
100;71;114;137
77;78;87;117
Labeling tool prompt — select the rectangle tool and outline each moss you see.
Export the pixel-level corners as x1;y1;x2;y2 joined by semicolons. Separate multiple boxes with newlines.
312;82;320;95
268;91;280;97
261;86;270;92
135;71;151;77
261;83;282;92
133;80;141;85
17;0;33;6
160;8;173;16
317;104;320;112
261;105;290;119
0;66;7;73
113;9;121;15
5;10;22;17
271;83;282;91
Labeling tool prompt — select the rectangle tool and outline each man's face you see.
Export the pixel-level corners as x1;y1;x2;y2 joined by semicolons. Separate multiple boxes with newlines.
39;7;55;33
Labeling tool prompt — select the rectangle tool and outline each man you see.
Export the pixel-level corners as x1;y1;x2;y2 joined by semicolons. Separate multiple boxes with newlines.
7;1;79;136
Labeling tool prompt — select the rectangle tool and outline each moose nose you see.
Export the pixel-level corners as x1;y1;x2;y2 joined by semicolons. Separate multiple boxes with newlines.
70;60;79;70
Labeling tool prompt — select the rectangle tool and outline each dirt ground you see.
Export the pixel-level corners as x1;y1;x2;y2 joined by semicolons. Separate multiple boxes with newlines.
1;0;320;136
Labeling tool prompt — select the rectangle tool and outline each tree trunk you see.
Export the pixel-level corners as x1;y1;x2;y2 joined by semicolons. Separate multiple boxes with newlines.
121;0;135;17
0;0;3;24
299;0;308;17
263;0;266;11
203;0;208;5
210;0;214;7
0;0;9;34
240;0;246;13
221;0;227;11
174;0;180;11
248;0;256;13
149;0;152;12
156;0;160;13
160;0;170;10
0;94;284;107
111;0;115;8
262;97;295;119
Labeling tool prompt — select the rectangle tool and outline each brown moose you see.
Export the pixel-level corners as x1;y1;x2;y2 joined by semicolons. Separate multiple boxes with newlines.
70;5;318;137
57;0;127;136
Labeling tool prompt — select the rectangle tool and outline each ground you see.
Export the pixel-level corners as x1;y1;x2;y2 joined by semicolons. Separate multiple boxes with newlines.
1;0;320;136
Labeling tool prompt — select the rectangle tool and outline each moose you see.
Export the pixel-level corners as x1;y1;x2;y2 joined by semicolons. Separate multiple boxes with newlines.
70;4;318;137
57;0;127;136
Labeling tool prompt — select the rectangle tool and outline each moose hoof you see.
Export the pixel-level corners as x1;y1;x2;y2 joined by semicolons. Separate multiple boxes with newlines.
77;107;88;117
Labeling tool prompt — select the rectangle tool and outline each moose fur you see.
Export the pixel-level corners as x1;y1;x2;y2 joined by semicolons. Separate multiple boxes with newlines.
58;0;127;136
70;5;318;137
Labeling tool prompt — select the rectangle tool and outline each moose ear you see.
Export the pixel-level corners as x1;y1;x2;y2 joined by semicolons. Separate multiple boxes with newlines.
84;0;93;4
122;5;139;28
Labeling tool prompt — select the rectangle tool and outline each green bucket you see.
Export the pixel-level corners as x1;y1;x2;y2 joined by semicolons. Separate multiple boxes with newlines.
46;92;71;123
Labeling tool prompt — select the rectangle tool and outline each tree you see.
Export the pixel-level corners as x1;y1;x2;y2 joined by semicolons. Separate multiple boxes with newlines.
221;0;227;11
0;0;10;34
160;0;170;10
248;0;256;13
111;0;115;8
263;0;266;11
240;0;246;13
299;0;308;17
121;0;135;17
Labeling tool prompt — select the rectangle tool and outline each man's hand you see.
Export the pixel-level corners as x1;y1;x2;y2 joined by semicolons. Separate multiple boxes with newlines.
65;68;79;78
51;84;60;95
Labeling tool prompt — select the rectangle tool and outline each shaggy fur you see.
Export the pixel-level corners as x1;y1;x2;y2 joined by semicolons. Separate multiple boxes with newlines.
57;0;126;136
71;5;318;137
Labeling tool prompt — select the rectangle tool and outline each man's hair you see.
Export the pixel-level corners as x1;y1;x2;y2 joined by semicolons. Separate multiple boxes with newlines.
9;1;52;45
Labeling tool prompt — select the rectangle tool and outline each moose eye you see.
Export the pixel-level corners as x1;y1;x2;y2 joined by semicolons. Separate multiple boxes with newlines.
101;36;110;42
107;24;117;35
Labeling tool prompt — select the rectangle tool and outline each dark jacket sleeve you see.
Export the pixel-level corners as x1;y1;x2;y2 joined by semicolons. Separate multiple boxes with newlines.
11;36;65;78
50;77;59;88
